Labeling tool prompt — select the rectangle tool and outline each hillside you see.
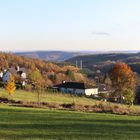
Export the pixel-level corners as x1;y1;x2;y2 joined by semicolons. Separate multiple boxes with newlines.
66;52;140;74
15;51;80;62
15;50;140;62
0;52;89;87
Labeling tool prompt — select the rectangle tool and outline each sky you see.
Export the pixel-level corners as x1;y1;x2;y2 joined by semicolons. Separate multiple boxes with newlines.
0;0;140;52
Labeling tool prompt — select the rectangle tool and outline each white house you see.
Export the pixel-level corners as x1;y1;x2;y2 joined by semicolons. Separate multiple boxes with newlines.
55;82;98;96
17;67;27;79
0;72;3;78
1;67;27;86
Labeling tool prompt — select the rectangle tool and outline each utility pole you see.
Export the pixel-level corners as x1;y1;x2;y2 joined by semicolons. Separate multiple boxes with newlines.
76;60;78;68
80;60;83;69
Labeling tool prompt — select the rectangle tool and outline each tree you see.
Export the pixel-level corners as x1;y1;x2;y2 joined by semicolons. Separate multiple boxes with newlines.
122;89;135;106
28;68;45;106
66;69;75;80
49;74;56;81
6;75;16;95
109;62;136;104
104;74;112;86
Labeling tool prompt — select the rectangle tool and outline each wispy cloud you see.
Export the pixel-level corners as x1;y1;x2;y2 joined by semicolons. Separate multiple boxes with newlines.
91;31;110;36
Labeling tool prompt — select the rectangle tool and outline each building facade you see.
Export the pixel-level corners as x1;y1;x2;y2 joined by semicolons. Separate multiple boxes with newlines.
56;82;98;96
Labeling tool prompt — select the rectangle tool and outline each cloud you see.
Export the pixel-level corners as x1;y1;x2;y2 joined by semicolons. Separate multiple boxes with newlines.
91;31;110;36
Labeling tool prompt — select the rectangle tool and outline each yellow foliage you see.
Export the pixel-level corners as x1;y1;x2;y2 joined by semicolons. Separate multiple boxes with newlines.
6;75;16;95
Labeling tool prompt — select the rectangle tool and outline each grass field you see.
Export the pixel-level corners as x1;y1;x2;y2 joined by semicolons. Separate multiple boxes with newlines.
0;88;99;105
1;88;140;115
0;89;140;139
0;104;140;140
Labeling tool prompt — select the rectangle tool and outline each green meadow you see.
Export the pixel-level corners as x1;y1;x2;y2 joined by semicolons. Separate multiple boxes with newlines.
0;89;140;139
0;104;140;140
0;88;100;105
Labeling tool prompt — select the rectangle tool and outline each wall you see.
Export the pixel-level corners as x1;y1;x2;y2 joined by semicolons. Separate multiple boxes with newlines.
75;89;85;95
85;88;98;96
2;72;11;83
60;87;98;96
60;87;85;95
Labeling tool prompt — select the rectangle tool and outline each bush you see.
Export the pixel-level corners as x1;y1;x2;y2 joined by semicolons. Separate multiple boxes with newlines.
16;83;22;89
0;81;4;88
122;89;135;105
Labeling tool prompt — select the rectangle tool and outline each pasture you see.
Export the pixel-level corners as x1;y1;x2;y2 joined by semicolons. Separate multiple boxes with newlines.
0;105;139;140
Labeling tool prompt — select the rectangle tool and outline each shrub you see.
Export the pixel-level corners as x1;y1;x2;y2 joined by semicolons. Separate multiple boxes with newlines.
0;81;4;88
122;89;135;105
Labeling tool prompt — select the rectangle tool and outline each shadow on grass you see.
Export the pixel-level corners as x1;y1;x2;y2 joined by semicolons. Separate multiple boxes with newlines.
0;106;140;139
0;120;140;139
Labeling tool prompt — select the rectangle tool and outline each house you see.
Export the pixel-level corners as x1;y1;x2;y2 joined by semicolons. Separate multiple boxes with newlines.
2;67;17;83
0;71;3;81
55;81;98;96
17;67;27;79
2;66;27;86
98;84;110;94
0;72;3;78
2;69;11;83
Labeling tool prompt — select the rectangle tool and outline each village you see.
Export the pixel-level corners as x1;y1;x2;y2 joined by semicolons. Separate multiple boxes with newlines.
0;65;109;95
0;62;139;105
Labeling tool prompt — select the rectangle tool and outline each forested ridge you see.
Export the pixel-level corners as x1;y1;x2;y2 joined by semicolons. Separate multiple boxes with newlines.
0;52;89;87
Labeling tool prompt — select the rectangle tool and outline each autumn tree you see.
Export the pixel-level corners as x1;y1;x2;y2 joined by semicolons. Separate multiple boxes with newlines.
122;89;135;106
6;75;16;96
0;57;9;70
28;68;45;106
109;62;136;104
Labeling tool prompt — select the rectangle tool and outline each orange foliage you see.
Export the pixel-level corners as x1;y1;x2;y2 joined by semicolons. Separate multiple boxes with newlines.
0;52;88;86
109;62;136;91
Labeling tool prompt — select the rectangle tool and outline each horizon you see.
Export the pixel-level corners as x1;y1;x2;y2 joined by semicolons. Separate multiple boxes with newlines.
0;0;140;51
3;49;140;54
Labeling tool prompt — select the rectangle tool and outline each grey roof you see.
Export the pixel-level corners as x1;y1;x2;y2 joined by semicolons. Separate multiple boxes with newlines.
4;67;26;76
19;68;26;73
8;68;17;75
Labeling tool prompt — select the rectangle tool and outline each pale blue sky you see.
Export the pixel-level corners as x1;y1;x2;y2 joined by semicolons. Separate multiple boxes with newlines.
0;0;140;51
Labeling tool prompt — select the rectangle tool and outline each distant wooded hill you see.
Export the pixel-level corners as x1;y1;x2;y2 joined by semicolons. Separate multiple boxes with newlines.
15;50;140;62
15;51;80;62
66;52;140;74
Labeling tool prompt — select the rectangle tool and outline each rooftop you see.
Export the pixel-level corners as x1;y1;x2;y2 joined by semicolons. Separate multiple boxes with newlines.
55;82;97;89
